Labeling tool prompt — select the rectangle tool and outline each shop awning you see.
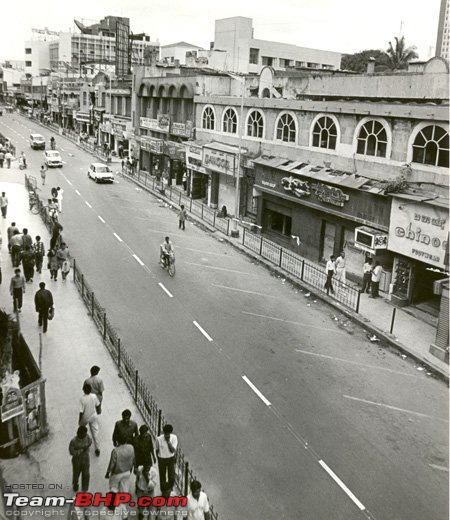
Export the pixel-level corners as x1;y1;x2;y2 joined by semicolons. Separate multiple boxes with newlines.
203;141;248;155
391;193;449;209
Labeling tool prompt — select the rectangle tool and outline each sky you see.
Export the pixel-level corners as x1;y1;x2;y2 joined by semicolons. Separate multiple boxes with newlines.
1;0;442;62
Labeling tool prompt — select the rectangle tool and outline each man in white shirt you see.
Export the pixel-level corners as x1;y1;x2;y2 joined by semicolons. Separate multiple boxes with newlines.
187;480;210;520
335;252;346;284
79;383;101;456
156;424;178;496
56;187;64;213
361;258;373;293
324;255;336;294
370;261;383;298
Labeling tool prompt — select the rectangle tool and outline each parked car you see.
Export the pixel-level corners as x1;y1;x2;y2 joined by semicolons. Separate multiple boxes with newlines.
29;134;46;150
87;162;114;183
43;150;63;168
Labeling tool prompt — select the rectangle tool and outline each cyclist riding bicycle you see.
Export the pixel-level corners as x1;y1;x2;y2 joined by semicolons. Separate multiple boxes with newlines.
50;136;56;150
160;236;174;267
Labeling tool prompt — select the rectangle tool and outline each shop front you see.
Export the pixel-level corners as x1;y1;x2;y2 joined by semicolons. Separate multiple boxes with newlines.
111;118;130;158
253;159;392;282
388;197;449;311
139;135;164;175
164;141;186;186
185;142;208;199
75;111;92;135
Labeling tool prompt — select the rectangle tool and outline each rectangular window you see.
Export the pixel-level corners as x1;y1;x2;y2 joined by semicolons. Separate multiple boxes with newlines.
125;97;131;116
280;58;291;68
261;56;273;66
25;48;32;54
101;92;106;107
25;61;32;67
249;48;259;65
321;221;336;262
265;209;292;236
117;97;123;115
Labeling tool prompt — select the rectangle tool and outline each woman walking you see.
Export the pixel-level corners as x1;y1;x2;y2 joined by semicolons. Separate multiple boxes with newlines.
47;249;59;281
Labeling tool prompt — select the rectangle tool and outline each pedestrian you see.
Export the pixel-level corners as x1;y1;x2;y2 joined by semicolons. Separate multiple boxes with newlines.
10;230;23;267
361;258;373;294
79;382;101;457
33;236;45;274
112;409;138;446
133;425;156;477
10;268;25;312
335;252;346;284
135;464;157;520
178;204;187;230
0;192;8;218
50;224;63;252
56;187;63;213
5;150;12;168
186;480;211;520
34;282;53;333
324;255;336;295
182;172;187;191
370;261;383;299
40;164;47;185
0;149;4;168
22;228;33;250
7;222;18;254
156;424;178;496
84;366;104;415
51;187;58;199
56;242;70;280
20;245;35;282
69;425;92;492
105;433;135;493
47;248;59;281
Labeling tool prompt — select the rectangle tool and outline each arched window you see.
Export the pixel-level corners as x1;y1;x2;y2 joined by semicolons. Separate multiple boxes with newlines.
312;116;337;150
412;125;449;167
356;120;388;157
223;108;238;133
202;106;215;130
247;110;264;138
276;113;296;143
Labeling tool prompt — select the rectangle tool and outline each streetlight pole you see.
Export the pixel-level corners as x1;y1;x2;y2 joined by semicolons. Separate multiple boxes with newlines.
232;78;245;237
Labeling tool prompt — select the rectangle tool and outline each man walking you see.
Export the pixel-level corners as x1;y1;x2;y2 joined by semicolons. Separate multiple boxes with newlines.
0;149;4;168
69;425;92;492
84;366;104;414
40;164;48;186
112;409;138;446
156;424;178;496
133;424;156;477
20;245;35;282
10;268;26;312
187;480;211;520
56;187;64;213
105;433;135;493
33;236;45;274
21;228;33;250
0;192;8;218
335;252;346;285
5;150;12;168
34;282;54;333
79;383;101;457
324;255;336;295
7;222;19;254
370;261;383;299
10;230;22;267
178;205;187;230
361;258;373;294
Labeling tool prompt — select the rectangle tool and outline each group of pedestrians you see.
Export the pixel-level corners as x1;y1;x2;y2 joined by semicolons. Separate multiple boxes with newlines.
324;251;347;294
0;141;14;168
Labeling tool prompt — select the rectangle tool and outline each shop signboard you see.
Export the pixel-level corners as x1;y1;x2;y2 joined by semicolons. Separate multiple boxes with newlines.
354;226;388;254
140;135;164;154
140;116;170;133
164;141;185;160
388;200;448;268
1;373;25;422
203;147;236;176
75;112;91;123
172;120;193;137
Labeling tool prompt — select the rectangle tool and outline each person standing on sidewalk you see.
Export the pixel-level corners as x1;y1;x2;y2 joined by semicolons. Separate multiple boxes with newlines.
105;433;135;493
79;383;101;457
112;409;138;446
135;464;158;520
69;425;92;492
156;424;178;496
34;282;53;333
0;192;8;218
10;268;25;312
0;149;4;168
178;205;187;230
324;255;336;295
56;242;70;280
361;258;373;294
186;480;211;520
20;245;35;283
40;164;48;186
10;230;23;267
133;424;156;476
7;222;19;253
47;248;60;281
56;187;64;213
370;261;383;299
33;236;45;274
84;366;104;415
22;228;33;250
5;150;12;168
335;252;346;285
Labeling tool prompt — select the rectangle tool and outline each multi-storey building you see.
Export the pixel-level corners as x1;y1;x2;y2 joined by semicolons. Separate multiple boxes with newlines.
436;0;450;59
160;42;203;65
192;58;449;312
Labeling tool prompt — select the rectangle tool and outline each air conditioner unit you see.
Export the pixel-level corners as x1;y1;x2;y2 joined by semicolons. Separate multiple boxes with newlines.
354;226;388;254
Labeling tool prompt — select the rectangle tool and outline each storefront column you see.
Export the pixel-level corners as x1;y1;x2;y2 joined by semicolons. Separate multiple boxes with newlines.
210;172;219;209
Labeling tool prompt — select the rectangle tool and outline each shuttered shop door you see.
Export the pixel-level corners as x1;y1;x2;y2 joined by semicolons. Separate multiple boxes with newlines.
435;295;449;348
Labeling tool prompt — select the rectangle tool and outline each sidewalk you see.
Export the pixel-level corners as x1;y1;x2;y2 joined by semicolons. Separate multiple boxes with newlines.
121;170;449;382
0;173;179;517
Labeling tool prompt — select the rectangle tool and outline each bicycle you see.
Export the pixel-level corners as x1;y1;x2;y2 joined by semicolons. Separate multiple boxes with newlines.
28;188;41;214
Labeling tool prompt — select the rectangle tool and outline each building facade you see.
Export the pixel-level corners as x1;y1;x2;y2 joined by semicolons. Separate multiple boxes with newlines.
436;0;450;60
160;42;203;65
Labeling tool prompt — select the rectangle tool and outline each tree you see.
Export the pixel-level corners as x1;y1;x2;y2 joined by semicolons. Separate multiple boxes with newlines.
341;50;390;73
386;36;418;70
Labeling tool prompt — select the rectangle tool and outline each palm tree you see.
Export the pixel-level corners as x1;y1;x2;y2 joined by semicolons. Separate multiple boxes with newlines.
386;36;419;70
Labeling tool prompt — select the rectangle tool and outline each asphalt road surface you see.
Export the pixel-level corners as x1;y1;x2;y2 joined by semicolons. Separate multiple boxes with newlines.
2;114;448;520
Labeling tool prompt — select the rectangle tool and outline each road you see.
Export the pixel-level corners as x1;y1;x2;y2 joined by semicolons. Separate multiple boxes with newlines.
1;113;448;520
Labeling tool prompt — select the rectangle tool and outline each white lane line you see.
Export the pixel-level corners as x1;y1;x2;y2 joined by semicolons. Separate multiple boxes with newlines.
113;233;123;242
213;284;280;298
66;179;73;186
242;375;271;406
158;283;173;298
85;201;92;208
60;148;65;151
244;312;345;334
428;464;449;472
295;349;418;378
185;262;251;275
133;254;144;266
98;215;105;224
343;395;449;422
75;189;81;196
193;321;213;342
318;460;366;511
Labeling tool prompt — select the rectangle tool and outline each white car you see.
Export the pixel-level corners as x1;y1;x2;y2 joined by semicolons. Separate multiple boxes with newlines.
43;150;63;167
88;162;114;183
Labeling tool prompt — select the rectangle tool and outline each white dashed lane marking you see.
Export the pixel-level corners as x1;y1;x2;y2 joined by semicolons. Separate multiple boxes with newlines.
98;216;105;224
85;201;92;208
113;233;123;242
132;254;144;266
66;180;72;186
75;190;81;196
318;460;366;511
242;376;271;406
158;283;173;298
193;321;213;342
